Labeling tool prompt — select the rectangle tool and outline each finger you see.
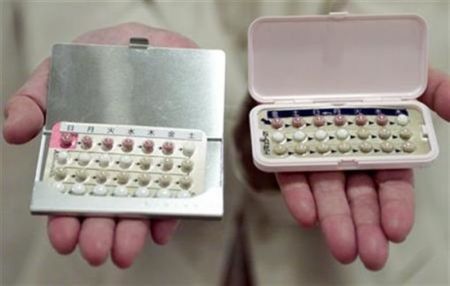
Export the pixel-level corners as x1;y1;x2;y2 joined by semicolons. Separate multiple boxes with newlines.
276;172;317;227
78;218;115;266
47;216;81;255
375;170;414;243
309;172;357;264
3;59;50;144
150;219;179;245
111;219;150;269
420;68;450;121
347;173;388;271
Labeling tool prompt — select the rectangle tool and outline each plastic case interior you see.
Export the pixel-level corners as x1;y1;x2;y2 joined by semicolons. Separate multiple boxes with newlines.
248;13;439;172
31;41;226;218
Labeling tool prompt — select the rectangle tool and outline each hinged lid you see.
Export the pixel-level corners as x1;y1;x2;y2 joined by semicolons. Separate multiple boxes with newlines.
46;41;225;139
248;13;428;103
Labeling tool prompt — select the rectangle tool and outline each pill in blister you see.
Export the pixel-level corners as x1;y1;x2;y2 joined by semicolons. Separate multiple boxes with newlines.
273;144;287;155
159;175;172;188
162;141;174;155
357;128;370;140
179;176;193;189
336;129;349;140
291;116;305;128
378;128;391;140
116;172;129;185
293;131;306;142
113;186;129;197
294;144;309;155
138;174;151;186
92;185;108;196
314;129;328;141
338;142;351;153
376;114;389;126
78;153;91;166
271;118;284;129
54;168;67;181
75;170;88;182
60;133;73;148
56;151;69;165
161;158;174;171
96;171;108;184
380;141;394;153
359;142;373;153
135;187;150;197
142;140;155;154
98;154;110;167
71;183;86;195
139;157;151;170
334;115;347;126
181;159;194;173
182;142;196;157
156;189;171;198
313;115;326;127
177;190;191;198
81;136;93;149
119;156;132;169
121;138;134;152
355;114;367;126
53;182;65;193
402;142;416;153
317;143;330;154
271;131;285;143
102;137;114;151
397;114;409;126
399;128;412;140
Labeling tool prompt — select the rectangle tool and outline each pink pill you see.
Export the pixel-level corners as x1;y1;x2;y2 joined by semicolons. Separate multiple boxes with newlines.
81;136;93;149
142;140;154;154
355;114;367;126
60;133;74;148
101;137;114;151
121;138;134;152
333;115;347;126
162;141;174;155
376;114;389;126
313;115;326;127
271;118;284;129
291;116;305;128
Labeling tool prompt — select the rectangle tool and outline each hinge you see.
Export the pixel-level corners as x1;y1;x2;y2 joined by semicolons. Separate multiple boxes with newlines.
129;38;150;49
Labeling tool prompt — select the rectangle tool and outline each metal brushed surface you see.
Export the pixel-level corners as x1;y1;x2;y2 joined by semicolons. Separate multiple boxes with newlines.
46;44;225;139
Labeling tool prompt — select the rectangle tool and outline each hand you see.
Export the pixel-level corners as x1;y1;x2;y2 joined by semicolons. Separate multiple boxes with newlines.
276;69;450;270
3;23;197;268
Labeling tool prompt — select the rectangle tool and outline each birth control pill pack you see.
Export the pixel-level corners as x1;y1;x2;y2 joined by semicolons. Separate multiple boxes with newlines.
248;13;439;172
31;40;225;218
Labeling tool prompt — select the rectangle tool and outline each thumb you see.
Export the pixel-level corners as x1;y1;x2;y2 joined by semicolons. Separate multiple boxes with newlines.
3;59;49;144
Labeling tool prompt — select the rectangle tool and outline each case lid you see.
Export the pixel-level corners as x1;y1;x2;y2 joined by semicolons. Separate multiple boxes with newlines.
46;42;225;139
248;13;428;103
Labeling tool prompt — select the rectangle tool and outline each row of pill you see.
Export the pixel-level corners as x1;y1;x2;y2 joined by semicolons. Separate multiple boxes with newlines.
270;127;413;143
272;141;416;156
53;169;193;189
270;114;410;129
53;182;192;198
59;134;196;156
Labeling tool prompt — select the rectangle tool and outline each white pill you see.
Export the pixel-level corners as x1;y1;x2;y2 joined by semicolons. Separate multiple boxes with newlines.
271;131;285;143
98;154;110;167
177;190;191;198
56;151;69;164
273;144;287;155
159;175;172;188
317;143;330;154
399;128;413;140
359;142;373;153
336;129;349;140
54;168;67;181
156;189;171;198
179;176;193;190
338;142;351;153
397;114;409;126
113;186;129;197
314;129;328;141
182;142;196;157
181;159;194;173
135;187;150;197
381;142;394;153
138;174;151;186
116;172;129;185
161;158;174;171
92;185;108;196
75;170;88;182
294;144;309;155
293;131;306;142
402;142;416;153
71;183;86;195
139;157;151;170
96;171;108;184
119;156;133;169
357;128;370;140
78;153;91;166
53;182;66;193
